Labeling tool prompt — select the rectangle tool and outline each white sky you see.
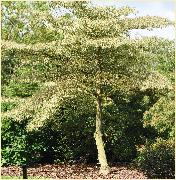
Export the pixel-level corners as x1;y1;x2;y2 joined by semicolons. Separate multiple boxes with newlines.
92;0;175;40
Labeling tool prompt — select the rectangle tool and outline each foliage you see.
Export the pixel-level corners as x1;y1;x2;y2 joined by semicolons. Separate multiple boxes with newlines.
2;90;159;165
1;1;173;131
135;138;175;179
1;52;18;86
1;101;17;112
1;2;174;177
144;91;175;139
1;117;47;166
142;39;175;140
1;99;43;166
1;1;56;44
135;41;175;178
3;82;39;98
1;118;28;166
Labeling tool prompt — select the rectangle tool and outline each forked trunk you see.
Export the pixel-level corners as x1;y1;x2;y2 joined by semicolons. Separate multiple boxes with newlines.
94;89;110;175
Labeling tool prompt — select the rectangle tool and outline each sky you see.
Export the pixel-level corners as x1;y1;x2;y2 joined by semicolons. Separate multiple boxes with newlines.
92;0;175;40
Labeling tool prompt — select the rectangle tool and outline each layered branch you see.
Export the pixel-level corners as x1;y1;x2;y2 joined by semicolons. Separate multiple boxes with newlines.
2;75;94;131
73;5;137;20
2;2;174;133
123;16;173;30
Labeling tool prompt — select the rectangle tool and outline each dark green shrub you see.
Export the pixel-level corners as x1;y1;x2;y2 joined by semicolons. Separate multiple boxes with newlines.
103;89;158;162
45;90;154;163
1;97;44;166
1;118;28;165
1;118;44;166
135;138;175;179
41;104;97;164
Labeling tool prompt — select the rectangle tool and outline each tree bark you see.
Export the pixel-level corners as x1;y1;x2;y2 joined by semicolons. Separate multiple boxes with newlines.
94;88;110;175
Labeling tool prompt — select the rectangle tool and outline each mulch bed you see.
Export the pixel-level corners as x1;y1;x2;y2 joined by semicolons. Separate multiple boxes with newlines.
1;163;147;179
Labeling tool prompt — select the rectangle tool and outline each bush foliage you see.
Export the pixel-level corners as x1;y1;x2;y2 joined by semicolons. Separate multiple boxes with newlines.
135;138;175;179
2;89;159;165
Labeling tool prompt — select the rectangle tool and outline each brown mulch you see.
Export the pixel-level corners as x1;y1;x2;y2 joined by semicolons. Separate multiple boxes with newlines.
1;163;147;179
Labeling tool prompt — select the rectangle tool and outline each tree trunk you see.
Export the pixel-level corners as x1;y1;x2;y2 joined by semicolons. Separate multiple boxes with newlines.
94;88;110;175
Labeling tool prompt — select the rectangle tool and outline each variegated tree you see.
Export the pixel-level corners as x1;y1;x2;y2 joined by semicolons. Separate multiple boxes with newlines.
2;1;173;174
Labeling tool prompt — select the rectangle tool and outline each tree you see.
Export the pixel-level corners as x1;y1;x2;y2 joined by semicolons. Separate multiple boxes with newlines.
142;38;175;140
2;1;172;174
135;36;175;179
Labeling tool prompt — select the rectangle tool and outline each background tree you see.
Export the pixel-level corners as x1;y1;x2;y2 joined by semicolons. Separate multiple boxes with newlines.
1;1;173;175
134;36;175;179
